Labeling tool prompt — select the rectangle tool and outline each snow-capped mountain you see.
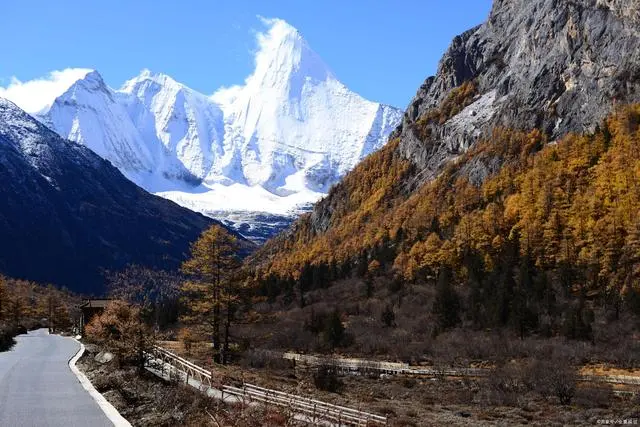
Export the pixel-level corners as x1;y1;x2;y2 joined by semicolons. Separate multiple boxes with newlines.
7;18;403;241
0;98;217;292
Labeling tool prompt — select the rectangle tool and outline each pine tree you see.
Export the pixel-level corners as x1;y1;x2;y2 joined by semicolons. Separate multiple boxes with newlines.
181;225;241;364
381;305;396;328
432;266;460;332
298;262;313;307
323;310;345;350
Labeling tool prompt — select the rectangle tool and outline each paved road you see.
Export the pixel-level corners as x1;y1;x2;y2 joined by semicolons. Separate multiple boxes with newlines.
0;329;113;427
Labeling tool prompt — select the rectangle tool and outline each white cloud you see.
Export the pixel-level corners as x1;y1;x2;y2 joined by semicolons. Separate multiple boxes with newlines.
0;68;93;114
210;16;298;104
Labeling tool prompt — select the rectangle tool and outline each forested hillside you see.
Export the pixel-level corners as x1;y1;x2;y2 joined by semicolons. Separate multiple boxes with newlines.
251;104;640;336
245;0;640;351
0;98;220;293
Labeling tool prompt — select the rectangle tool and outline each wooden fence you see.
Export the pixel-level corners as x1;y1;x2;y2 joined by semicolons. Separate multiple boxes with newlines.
283;352;640;390
222;383;387;426
146;346;387;426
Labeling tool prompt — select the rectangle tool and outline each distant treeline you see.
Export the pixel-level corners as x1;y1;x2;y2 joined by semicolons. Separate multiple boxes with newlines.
0;275;76;350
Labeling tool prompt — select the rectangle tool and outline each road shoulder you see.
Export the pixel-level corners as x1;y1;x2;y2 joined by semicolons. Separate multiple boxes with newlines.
68;339;132;427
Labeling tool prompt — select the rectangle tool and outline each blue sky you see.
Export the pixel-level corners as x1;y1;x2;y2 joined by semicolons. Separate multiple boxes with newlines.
1;0;492;108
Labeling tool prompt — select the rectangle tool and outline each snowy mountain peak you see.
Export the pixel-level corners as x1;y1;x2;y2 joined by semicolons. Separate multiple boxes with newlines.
57;70;112;103
4;17;403;241
43;69;155;174
121;69;185;95
0;68;94;116
0;97;57;145
0;96;27;116
249;18;333;91
76;69;104;86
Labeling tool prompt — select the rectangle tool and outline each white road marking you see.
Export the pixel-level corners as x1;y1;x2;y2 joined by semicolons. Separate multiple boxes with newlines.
68;340;132;427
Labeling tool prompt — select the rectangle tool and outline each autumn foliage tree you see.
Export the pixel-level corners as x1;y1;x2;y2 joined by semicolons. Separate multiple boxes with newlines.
108;265;182;331
250;103;640;339
43;285;71;333
181;225;242;364
0;275;74;332
85;300;153;374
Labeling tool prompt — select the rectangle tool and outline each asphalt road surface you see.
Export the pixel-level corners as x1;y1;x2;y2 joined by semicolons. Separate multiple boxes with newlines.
0;329;113;427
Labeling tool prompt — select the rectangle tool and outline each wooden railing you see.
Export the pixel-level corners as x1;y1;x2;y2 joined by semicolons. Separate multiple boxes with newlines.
283;352;409;374
146;346;387;426
284;352;487;377
283;352;640;389
150;345;214;388
579;374;640;386
222;383;387;426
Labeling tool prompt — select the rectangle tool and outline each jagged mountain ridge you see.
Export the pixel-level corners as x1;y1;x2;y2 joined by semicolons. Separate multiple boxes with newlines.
252;0;640;270
0;98;220;293
393;0;640;186
306;0;640;236
31;19;402;242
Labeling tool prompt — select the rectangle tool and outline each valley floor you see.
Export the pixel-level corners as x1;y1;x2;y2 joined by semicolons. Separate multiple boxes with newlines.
92;339;639;426
78;344;303;427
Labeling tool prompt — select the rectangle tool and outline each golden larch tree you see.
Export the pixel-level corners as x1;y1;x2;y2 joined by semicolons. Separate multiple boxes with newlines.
181;225;241;364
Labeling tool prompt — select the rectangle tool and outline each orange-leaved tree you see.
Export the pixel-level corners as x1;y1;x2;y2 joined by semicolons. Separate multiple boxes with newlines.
181;225;241;364
85;300;153;374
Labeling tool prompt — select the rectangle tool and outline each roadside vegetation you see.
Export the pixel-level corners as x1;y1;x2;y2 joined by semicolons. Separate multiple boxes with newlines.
0;275;76;351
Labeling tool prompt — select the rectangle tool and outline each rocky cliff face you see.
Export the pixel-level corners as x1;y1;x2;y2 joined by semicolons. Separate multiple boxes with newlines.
306;0;640;235
396;0;640;183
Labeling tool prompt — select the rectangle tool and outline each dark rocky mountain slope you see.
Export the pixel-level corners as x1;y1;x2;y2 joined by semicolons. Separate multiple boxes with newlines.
0;98;225;293
392;0;640;188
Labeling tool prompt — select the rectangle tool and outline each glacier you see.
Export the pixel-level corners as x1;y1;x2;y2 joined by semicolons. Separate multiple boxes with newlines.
4;18;402;242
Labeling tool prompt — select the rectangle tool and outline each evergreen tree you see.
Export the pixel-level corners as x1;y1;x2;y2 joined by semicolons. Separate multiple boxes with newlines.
432;266;460;331
0;276;7;321
512;253;539;339
298;262;313;307
381;304;396;328
463;249;485;326
323;310;345;349
356;251;369;277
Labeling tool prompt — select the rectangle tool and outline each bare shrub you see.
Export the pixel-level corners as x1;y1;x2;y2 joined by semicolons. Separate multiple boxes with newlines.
402;377;417;389
574;386;613;409
530;359;577;405
313;365;343;393
485;363;530;406
0;324;17;351
239;349;292;371
551;369;577;405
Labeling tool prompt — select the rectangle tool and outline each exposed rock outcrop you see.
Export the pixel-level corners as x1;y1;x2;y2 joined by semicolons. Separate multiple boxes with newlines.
307;0;640;235
397;0;640;183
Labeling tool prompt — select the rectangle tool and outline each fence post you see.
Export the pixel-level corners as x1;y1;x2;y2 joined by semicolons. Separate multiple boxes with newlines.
243;384;247;407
